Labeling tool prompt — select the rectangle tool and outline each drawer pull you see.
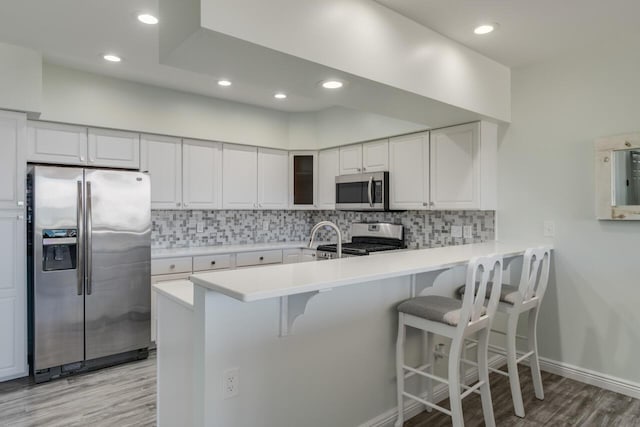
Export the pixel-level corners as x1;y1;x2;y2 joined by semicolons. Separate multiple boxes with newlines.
170;264;175;269
211;261;216;265
259;256;264;261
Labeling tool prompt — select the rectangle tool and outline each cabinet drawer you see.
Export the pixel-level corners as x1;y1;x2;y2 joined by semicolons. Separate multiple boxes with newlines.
193;254;232;272
151;257;192;275
236;250;282;267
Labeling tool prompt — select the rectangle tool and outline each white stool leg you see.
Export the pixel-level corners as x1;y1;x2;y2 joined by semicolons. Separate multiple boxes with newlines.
448;338;464;427
395;313;406;427
528;307;544;400
477;328;496;427
506;312;525;417
424;331;434;412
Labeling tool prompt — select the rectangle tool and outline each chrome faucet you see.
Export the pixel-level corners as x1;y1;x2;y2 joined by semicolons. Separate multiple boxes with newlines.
308;221;342;258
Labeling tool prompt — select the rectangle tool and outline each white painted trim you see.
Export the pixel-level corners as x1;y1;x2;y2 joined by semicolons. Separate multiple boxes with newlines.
359;355;504;427
537;357;640;400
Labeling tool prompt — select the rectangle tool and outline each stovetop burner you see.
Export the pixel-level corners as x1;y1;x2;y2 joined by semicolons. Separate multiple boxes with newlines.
316;222;405;256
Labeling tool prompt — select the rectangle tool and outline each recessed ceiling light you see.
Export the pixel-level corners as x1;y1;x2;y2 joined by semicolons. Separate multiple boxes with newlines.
274;93;287;99
103;54;122;62
217;79;232;87
474;24;495;35
321;80;344;89
137;14;159;25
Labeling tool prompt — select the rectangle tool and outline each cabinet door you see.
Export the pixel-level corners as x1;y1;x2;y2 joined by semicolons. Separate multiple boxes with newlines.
88;128;140;169
430;123;480;210
389;132;429;210
141;135;182;210
183;140;223;210
362;139;389;172
339;144;363;175
0;112;26;210
27;121;87;166
318;148;339;209
0;213;27;381
222;145;258;209
258;148;289;209
289;152;317;209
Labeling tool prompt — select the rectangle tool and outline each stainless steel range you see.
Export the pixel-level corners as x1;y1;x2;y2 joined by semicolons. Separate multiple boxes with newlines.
316;222;404;259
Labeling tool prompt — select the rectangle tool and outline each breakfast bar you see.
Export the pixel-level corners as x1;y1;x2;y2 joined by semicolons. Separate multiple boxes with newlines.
155;241;550;427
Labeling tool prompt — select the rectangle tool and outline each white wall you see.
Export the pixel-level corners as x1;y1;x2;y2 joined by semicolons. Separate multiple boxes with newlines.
0;43;42;116
41;63;291;149
499;42;640;384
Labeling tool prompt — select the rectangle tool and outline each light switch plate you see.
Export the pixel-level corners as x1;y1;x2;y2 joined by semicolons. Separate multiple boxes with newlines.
196;222;205;233
543;220;555;237
451;225;463;238
463;225;473;239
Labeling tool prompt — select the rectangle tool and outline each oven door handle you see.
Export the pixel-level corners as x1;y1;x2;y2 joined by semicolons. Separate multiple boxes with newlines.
367;176;374;207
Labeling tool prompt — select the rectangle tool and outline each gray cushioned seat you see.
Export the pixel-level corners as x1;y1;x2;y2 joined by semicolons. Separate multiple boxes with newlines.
397;295;486;326
456;283;520;305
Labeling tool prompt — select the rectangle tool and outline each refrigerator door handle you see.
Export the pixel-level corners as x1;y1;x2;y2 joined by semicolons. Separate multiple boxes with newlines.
86;181;93;295
77;181;84;296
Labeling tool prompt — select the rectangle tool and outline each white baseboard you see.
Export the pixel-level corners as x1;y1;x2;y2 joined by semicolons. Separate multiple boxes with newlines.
359;355;504;427
359;354;640;427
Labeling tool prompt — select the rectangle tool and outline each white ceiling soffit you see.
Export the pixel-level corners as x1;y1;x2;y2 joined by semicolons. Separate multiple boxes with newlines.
159;0;510;126
375;0;640;68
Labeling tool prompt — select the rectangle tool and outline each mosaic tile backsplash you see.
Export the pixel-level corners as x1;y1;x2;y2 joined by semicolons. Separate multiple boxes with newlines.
151;210;495;249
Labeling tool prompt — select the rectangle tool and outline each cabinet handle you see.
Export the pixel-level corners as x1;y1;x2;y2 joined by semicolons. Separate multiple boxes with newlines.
363;167;366;171
17;201;24;206
430;201;434;206
357;168;361;172
169;264;175;269
211;261;216;265
176;203;181;207
259;256;264;261
423;202;428;207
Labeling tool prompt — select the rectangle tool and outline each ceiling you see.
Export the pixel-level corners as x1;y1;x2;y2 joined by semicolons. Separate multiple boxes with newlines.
375;0;640;67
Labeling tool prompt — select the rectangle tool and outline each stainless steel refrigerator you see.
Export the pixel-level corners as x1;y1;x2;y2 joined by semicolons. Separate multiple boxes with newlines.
27;165;151;382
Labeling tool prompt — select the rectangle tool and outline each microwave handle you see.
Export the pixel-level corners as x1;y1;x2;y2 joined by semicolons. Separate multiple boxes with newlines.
368;176;374;207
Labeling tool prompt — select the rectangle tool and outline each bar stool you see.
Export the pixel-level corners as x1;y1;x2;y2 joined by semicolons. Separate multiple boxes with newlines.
394;254;503;427
458;246;551;418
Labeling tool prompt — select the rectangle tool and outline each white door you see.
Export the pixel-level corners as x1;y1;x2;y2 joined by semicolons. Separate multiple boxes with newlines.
389;132;430;210
183;139;223;210
362;139;389;173
258;148;289;209
339;144;363;175
318;148;339;209
0;212;27;381
0;112;26;210
141;135;183;210
430;123;480;210
27;121;87;166
88;128;140;169
222;145;258;209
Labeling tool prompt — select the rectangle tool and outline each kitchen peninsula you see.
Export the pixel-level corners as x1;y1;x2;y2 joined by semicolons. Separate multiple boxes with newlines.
155;240;551;427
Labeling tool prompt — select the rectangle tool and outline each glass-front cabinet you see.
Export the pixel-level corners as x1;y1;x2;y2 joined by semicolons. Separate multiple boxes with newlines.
289;152;318;209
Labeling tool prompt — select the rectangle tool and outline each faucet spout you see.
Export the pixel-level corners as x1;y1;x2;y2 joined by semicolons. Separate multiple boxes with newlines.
308;221;342;258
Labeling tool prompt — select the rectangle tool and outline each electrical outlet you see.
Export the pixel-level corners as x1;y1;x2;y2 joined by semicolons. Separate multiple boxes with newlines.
196;222;205;233
543;220;555;237
451;225;463;238
223;368;240;399
262;220;270;231
463;225;473;239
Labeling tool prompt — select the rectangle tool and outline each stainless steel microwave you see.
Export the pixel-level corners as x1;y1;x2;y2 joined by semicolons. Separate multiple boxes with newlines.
335;172;390;211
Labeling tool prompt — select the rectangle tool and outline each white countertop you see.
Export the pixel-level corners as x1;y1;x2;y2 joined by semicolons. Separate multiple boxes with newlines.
152;241;313;259
190;241;552;302
153;280;194;309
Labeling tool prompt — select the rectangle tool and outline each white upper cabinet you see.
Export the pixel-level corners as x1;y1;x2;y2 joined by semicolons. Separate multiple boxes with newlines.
141;135;183;210
289;151;317;210
0;112;26;210
183;140;223;210
88;128;140;169
0;212;27;381
257;148;288;209
223;144;258;209
318;148;339;209
339;144;363;175
27;121;87;166
389;132;430;210
362;139;389;173
430;122;497;210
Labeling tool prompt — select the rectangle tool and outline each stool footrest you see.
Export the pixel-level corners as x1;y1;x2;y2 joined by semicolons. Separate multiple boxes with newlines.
460;380;484;399
516;350;535;364
489;329;528;341
402;391;452;416
403;362;433;380
403;364;447;385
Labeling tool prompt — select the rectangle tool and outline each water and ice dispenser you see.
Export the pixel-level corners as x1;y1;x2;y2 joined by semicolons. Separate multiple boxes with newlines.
42;229;77;271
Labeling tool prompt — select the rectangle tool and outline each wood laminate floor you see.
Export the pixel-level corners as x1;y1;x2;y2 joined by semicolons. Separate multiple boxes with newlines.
1;353;638;427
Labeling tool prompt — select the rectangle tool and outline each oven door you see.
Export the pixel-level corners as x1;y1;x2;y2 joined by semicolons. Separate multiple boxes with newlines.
335;172;389;210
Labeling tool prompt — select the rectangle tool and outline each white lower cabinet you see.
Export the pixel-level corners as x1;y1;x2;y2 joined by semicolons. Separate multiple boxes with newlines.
389;132;430;210
141;135;183;210
223;144;258;209
183;140;223;210
318;148;339;209
88;128;140;169
0;212;27;382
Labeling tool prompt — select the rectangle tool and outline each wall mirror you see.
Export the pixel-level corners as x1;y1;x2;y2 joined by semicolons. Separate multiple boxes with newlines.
595;134;640;220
